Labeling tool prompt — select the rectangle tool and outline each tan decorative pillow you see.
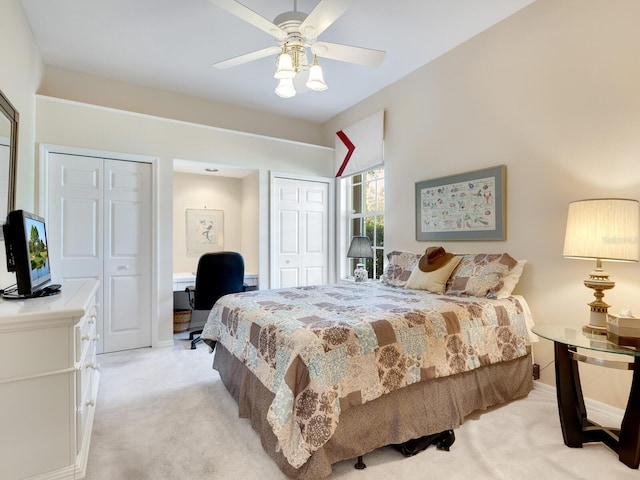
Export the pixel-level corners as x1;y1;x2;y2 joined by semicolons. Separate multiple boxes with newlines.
381;250;422;287
445;253;519;298
405;256;462;293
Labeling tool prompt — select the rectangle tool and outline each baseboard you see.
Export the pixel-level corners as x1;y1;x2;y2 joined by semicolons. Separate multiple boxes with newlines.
533;381;624;422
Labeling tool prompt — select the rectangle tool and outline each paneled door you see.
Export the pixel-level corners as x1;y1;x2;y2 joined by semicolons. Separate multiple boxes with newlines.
270;175;332;288
47;153;152;353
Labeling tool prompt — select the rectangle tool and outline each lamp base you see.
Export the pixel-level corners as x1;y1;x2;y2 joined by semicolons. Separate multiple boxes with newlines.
582;323;607;336
583;270;614;336
353;263;368;282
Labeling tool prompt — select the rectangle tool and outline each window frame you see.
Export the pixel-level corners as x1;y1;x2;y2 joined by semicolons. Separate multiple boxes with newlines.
339;166;384;280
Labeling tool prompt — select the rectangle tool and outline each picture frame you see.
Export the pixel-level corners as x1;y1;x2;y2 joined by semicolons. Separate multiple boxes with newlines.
186;208;224;255
415;165;506;241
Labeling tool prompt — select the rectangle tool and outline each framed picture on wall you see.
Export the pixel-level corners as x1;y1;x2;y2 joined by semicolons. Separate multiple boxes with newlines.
186;208;224;255
415;165;506;241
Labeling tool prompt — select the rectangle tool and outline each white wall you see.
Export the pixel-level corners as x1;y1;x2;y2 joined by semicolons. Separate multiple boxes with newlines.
241;171;260;275
39;66;324;146
173;171;258;274
0;0;43;288
323;0;640;409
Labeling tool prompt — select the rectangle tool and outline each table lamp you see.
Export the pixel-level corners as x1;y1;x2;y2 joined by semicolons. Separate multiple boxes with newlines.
347;236;373;282
563;198;639;334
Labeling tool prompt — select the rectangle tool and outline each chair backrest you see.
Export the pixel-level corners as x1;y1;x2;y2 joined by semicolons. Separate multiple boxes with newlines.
193;252;245;311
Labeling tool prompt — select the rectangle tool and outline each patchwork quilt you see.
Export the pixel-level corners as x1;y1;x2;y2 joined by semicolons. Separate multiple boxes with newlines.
201;281;533;469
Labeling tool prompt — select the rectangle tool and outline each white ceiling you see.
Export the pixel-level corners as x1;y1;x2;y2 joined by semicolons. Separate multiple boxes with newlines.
20;0;535;125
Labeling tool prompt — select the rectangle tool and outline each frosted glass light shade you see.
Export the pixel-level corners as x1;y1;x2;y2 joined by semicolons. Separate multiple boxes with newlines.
563;198;639;262
306;64;328;91
275;78;296;98
274;52;295;80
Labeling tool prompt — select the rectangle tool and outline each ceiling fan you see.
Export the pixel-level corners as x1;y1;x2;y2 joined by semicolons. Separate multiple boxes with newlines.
208;0;386;98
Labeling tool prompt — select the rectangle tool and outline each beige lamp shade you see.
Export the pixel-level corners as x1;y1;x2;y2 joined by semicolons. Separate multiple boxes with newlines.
563;198;639;262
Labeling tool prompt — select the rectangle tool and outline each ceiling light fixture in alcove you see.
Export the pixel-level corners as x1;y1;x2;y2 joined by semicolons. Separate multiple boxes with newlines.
173;159;256;179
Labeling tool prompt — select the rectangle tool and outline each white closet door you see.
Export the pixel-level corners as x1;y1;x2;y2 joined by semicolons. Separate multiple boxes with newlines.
103;159;152;352
271;176;330;288
48;153;104;349
47;153;152;353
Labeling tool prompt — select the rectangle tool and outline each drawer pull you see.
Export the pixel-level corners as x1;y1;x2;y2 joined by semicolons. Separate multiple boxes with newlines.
81;334;89;341
91;334;100;342
85;399;95;407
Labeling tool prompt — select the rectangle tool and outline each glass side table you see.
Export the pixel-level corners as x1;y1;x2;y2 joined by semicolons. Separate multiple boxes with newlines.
533;324;640;469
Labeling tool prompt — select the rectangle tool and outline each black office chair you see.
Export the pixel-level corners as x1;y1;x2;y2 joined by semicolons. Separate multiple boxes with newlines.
188;251;246;350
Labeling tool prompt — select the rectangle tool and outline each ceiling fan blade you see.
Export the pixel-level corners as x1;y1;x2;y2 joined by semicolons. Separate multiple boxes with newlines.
212;46;280;69
299;0;355;40
208;0;287;41
311;42;386;67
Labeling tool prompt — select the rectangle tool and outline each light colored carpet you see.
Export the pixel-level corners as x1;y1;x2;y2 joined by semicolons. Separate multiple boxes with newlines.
85;334;638;480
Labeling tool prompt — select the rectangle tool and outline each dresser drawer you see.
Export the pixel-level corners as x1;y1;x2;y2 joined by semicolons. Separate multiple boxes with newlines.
76;327;97;406
76;339;98;450
75;296;98;363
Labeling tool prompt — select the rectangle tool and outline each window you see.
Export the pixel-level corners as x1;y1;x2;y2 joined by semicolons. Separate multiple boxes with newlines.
346;167;384;279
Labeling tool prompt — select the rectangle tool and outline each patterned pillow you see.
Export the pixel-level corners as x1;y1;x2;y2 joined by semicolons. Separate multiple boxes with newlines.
445;253;518;298
495;260;526;299
381;250;423;287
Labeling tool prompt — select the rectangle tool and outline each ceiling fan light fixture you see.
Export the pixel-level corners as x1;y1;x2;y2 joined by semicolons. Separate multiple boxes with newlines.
208;0;387;101
306;56;328;91
274;50;295;79
275;77;296;98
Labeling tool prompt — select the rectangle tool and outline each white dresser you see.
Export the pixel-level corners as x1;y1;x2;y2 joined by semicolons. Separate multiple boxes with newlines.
0;279;100;480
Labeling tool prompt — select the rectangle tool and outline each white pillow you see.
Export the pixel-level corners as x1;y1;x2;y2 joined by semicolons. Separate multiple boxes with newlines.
495;260;527;299
405;256;462;294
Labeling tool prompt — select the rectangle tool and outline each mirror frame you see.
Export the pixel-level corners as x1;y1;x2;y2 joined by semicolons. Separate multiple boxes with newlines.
0;88;18;215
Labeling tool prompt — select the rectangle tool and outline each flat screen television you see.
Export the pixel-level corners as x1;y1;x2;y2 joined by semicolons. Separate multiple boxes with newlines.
2;209;60;299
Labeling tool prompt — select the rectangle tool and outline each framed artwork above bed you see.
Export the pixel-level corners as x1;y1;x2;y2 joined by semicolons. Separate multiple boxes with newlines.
415;165;506;241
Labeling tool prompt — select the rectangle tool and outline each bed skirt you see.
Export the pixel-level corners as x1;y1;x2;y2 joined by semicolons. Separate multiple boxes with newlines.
212;344;533;479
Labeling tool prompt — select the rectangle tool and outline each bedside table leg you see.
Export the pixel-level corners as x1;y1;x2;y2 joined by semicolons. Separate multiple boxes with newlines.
619;357;640;468
554;342;587;447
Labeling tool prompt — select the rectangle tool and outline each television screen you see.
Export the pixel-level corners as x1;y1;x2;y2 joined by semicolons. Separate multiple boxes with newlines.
2;210;58;298
24;215;51;288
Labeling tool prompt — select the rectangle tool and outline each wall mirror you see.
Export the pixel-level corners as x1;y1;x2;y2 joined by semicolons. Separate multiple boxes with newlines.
0;87;18;228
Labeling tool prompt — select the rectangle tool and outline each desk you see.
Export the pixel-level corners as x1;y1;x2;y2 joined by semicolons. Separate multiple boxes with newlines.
173;272;258;291
533;324;640;468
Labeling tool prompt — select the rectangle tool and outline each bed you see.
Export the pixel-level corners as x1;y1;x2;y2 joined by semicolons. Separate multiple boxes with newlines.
200;251;535;479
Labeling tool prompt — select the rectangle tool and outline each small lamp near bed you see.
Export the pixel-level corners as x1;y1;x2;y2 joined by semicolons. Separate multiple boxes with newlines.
563;198;639;334
347;236;373;282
